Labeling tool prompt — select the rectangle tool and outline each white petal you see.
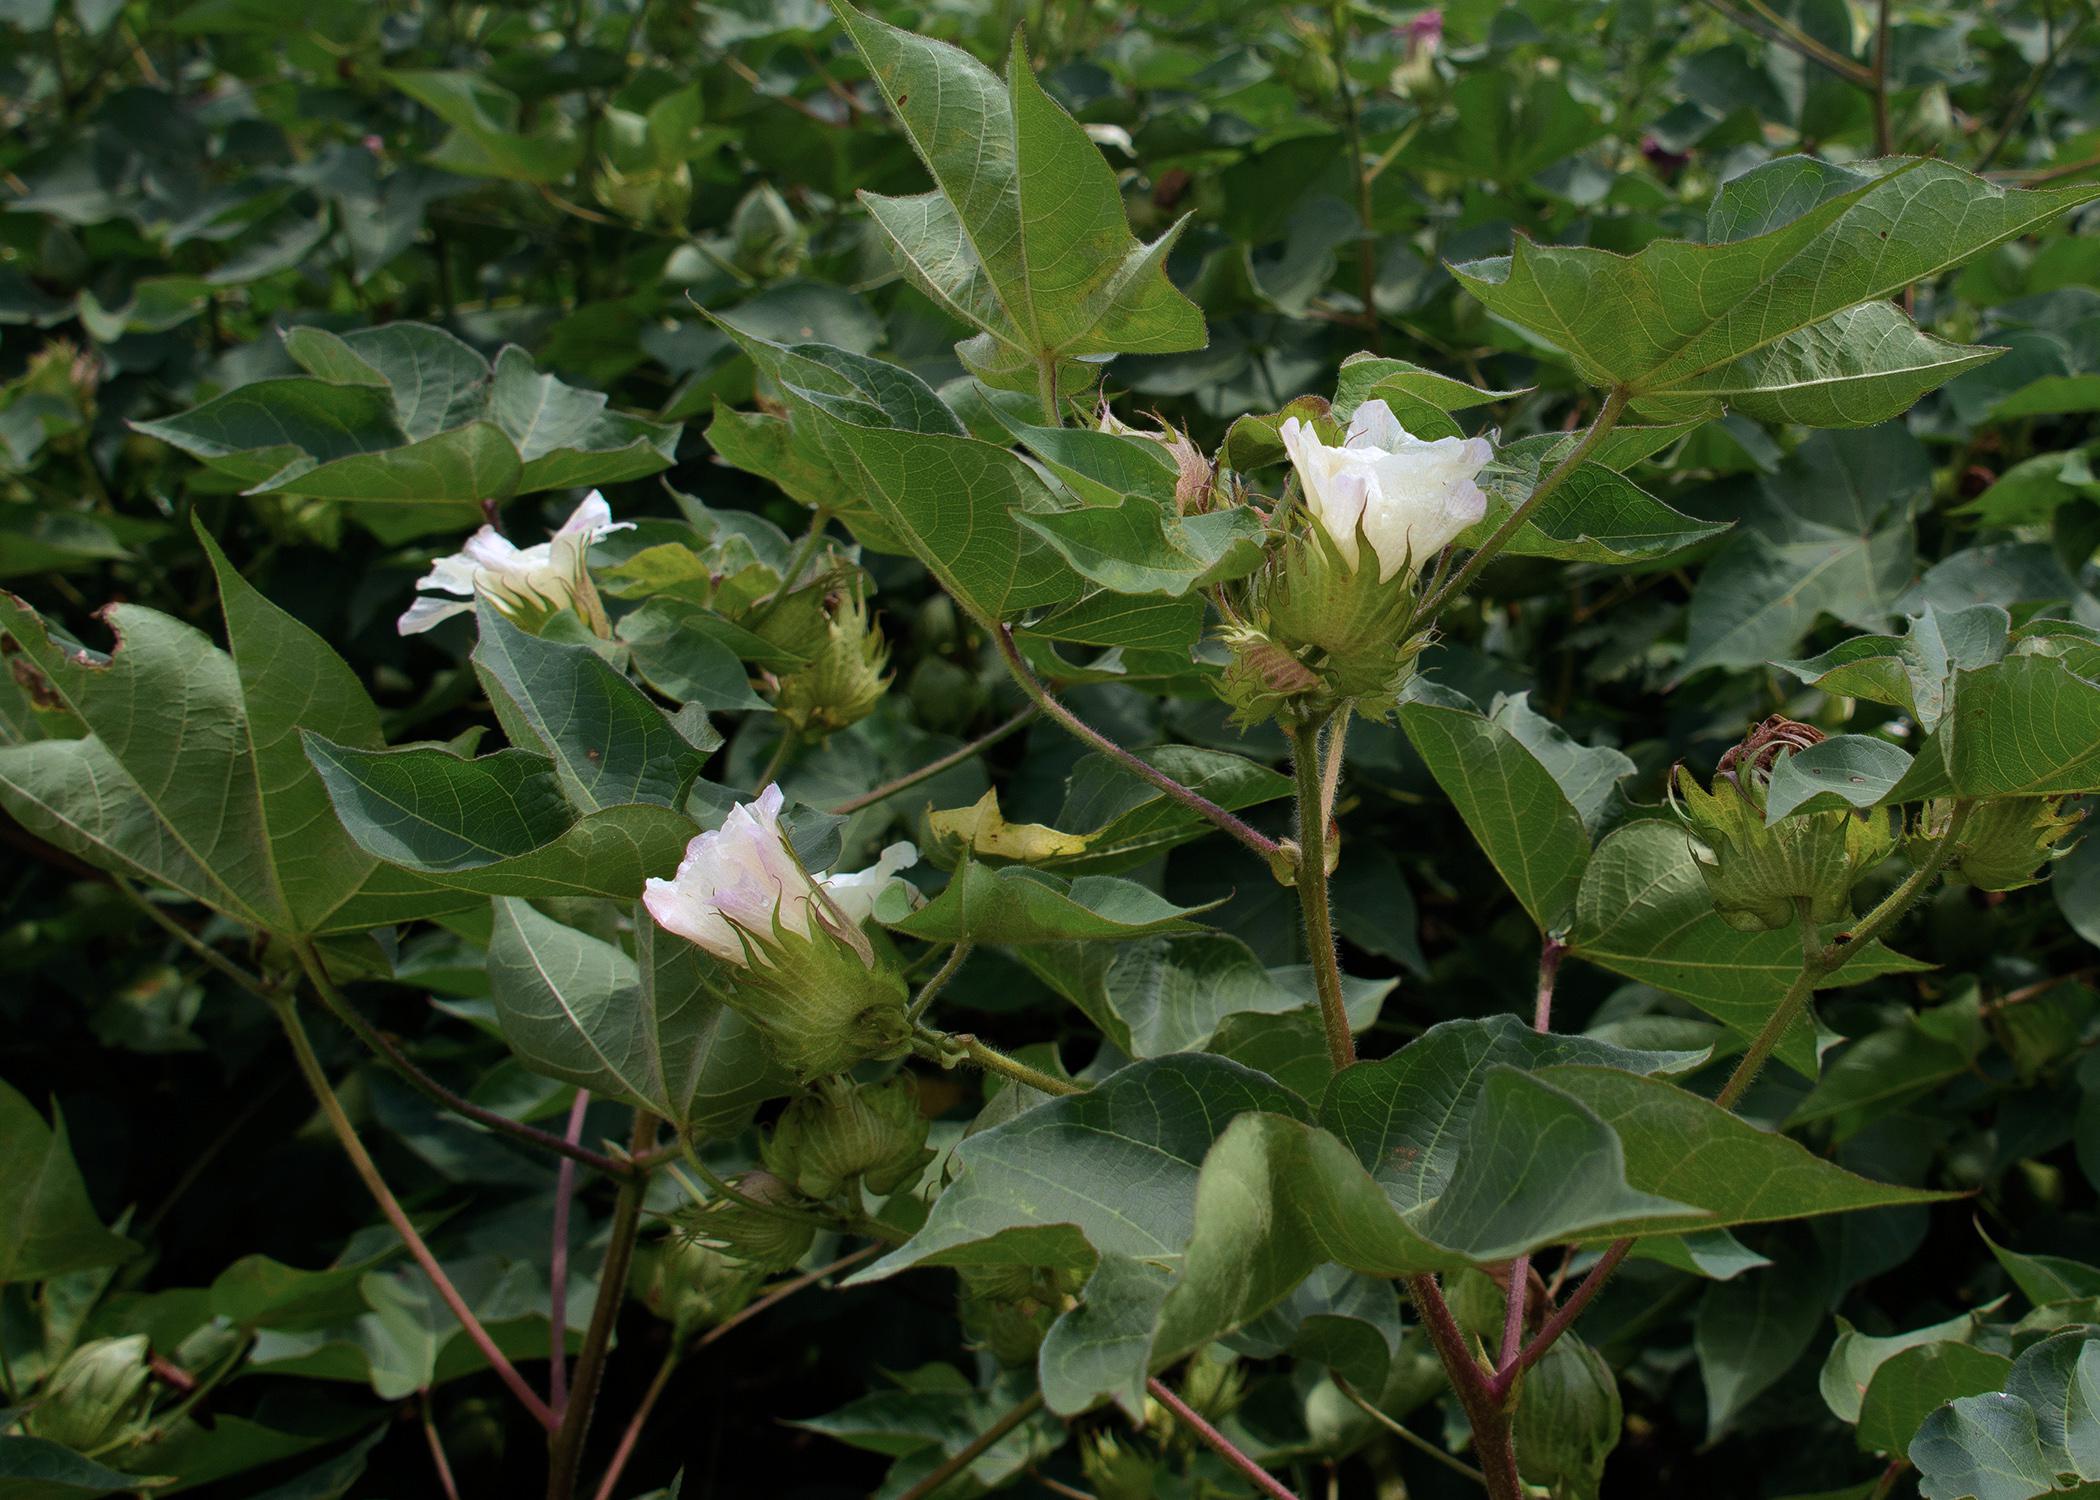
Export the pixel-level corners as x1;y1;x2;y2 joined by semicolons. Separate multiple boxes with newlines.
1344;398;1404;450
818;840;920;927
396;595;473;636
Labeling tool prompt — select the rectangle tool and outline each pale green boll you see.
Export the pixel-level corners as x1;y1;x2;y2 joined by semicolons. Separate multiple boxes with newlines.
1908;795;2084;892
633;1234;763;1338
676;1170;816;1274
1673;730;1897;933
30;1335;151;1453
760;1073;933;1201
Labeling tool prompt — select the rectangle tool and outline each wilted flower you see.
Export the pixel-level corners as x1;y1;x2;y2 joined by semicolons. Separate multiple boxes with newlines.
1278;399;1490;583
643;786;918;1078
1672;718;1896;933
397;491;632;636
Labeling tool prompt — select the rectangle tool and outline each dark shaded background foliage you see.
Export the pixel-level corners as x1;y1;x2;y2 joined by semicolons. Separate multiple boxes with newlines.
3;0;2099;1495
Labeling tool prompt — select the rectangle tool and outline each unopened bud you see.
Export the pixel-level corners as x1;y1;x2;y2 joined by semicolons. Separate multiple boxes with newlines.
675;1171;816;1273
760;1074;933;1201
634;1234;762;1337
1672;718;1896;933
30;1336;150;1453
771;590;890;737
1910;795;2084;892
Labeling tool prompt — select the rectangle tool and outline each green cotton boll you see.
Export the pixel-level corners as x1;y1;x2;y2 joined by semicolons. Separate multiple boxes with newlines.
729;919;913;1082
728;183;803;279
633;1234;763;1338
29;1335;152;1453
678;1171;817;1274
1177;1346;1247;1423
1910;795;2085;892
1673;730;1897;932
760;1073;933;1202
1512;1334;1622;1500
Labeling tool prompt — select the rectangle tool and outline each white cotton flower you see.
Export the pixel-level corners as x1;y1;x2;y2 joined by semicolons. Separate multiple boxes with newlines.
815;841;919;928
642;786;918;968
396;491;633;636
1277;400;1492;582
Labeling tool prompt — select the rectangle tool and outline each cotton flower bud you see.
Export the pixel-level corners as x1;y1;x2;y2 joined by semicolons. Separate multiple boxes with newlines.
397;491;632;637
1081;1431;1159;1500
634;1234;762;1337
676;1171;816;1273
643;787;919;1080
760;1074;933;1202
29;1336;151;1453
1229;400;1488;721
1672;718;1896;933
1177;1346;1247;1424
770;590;891;737
1908;796;2084;892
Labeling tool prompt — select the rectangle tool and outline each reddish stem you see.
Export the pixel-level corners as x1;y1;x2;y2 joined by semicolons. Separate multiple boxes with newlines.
995;626;1284;865
1148;1377;1303;1500
547;1087;592;1415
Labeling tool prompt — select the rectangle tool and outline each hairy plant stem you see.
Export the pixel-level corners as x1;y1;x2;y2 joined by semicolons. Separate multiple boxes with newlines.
546;1110;656;1500
1418;387;1631;625
1331;1373;1487;1484
827;707;1038;816
914;1024;1086;1097
995;624;1284;865
906;942;973;1023
269;985;557;1432
1498;936;1570;1375
1403;1274;1521;1500
1289;714;1353;1071
1500;804;1976;1389
1149;1376;1303;1500
895;1390;1044;1500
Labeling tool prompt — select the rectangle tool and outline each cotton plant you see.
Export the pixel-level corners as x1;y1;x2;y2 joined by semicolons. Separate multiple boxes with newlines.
27;6;2100;1500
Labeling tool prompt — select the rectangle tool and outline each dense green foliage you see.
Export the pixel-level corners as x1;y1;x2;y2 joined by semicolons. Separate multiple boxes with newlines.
4;2;2100;1498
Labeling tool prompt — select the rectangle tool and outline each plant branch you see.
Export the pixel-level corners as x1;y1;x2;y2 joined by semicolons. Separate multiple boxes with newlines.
423;1392;465;1500
1289;715;1354;1071
896;1391;1044;1500
995;625;1284;865
828;707;1038;816
749;508;832;631
1327;0;1381;352
1404;1273;1521;1498
1332;1374;1487;1484
269;987;557;1432
916;1024;1086;1097
1148;1376;1303;1500
1505;802;1974;1387
906;942;973;1023
1418;387;1631;624
548;1088;592;1414
1698;0;1874;85
1871;0;1893;155
1976;13;2086;170
287;937;631;1178
589;1347;679;1500
547;1110;656;1500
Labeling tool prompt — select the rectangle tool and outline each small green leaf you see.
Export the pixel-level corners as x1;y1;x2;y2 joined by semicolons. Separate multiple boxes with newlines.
0;1082;137;1285
892;863;1218;945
